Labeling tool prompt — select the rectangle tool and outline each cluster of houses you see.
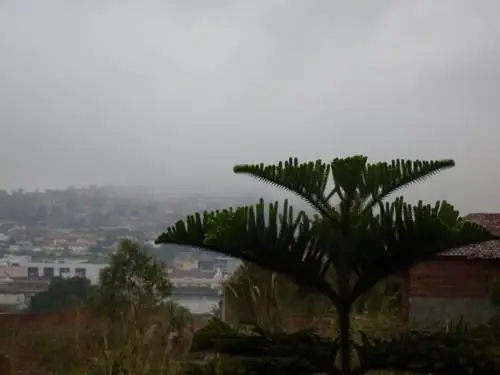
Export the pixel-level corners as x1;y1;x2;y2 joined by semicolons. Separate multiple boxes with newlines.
0;233;109;255
3;212;499;328
0;251;238;312
0;256;107;310
0;225;150;256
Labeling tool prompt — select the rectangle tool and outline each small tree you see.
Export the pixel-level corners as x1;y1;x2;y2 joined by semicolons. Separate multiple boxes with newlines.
27;276;94;312
90;240;196;374
93;239;172;319
157;156;500;374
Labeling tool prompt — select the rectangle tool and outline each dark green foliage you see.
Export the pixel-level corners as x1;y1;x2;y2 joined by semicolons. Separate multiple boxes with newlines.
232;157;455;220
157;199;339;302
185;356;316;375
191;319;500;375
185;357;319;375
191;318;334;375
352;278;401;314
491;278;500;309
27;276;95;312
93;239;172;318
183;360;251;375
163;298;194;330
353;327;500;375
157;155;500;374
158;197;494;307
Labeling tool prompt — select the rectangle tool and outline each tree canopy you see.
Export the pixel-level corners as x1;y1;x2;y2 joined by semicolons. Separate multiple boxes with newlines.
157;155;499;374
93;239;172;318
27;276;95;312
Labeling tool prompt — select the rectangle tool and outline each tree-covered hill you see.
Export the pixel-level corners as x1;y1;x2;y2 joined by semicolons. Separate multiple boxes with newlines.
0;185;169;228
0;185;270;230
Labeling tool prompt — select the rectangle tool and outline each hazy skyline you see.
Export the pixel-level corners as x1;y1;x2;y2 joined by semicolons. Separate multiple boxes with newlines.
1;1;499;211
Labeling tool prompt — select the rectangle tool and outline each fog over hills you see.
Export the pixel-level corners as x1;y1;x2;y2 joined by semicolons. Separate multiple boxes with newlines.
0;1;499;213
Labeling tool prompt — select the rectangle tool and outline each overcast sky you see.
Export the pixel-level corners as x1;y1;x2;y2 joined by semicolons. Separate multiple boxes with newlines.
0;1;499;211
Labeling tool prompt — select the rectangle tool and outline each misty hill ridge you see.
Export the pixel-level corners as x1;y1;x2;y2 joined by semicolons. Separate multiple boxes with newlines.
0;185;269;229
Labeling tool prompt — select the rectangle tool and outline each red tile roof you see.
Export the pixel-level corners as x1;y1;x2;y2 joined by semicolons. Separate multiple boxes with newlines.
442;213;500;259
0;266;25;279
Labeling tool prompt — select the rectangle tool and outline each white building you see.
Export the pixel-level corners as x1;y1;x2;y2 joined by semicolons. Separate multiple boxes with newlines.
0;233;10;245
0;255;31;266
25;261;108;284
0;291;26;306
69;245;89;254
0;278;52;308
0;256;108;285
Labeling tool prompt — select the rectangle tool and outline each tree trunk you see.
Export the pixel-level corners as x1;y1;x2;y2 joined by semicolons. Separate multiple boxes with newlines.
338;306;351;374
0;353;11;375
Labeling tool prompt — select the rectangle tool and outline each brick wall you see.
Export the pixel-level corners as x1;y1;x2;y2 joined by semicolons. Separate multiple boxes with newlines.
0;308;213;333
0;309;95;331
409;258;497;299
408;258;500;328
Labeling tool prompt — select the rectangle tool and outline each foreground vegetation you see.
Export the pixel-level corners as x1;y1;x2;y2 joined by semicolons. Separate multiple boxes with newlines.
0;307;202;375
2;304;500;375
158;155;500;374
2;155;500;374
0;240;199;375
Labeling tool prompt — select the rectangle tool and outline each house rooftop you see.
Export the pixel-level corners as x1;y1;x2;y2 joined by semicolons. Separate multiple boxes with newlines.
0;278;50;294
442;213;500;259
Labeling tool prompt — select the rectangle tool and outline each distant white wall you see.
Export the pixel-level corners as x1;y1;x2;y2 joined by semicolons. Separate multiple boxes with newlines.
1;255;32;265
0;292;26;305
25;262;109;284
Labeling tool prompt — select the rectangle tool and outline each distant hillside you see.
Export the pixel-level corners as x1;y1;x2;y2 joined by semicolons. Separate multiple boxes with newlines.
0;185;272;229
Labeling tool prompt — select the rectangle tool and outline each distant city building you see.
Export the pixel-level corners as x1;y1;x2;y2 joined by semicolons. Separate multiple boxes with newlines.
0;265;26;281
69;245;89;254
8;240;34;253
169;268;224;297
25;261;108;284
0;255;31;265
0;233;10;246
0;256;108;285
196;255;240;275
0;278;51;309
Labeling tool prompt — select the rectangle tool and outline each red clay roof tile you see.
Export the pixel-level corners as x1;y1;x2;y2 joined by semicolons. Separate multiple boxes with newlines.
441;213;500;259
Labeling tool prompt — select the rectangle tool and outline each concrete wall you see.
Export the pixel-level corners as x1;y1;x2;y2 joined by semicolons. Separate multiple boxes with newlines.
408;297;495;329
408;258;500;329
0;293;26;306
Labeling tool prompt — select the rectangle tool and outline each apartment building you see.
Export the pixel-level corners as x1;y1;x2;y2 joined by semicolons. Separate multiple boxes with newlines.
0;256;108;285
25;261;108;285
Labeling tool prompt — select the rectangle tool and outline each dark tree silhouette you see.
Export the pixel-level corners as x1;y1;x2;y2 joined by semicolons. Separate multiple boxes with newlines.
27;277;95;312
158;155;500;375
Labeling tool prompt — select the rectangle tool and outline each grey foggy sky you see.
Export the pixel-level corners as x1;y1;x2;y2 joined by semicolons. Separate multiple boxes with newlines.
0;0;499;211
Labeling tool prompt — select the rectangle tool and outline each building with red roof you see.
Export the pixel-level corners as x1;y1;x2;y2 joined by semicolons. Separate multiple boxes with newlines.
403;213;500;329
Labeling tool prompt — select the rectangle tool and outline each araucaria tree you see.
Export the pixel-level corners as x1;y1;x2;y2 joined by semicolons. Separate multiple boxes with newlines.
157;156;500;374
